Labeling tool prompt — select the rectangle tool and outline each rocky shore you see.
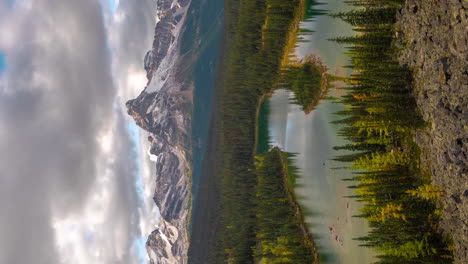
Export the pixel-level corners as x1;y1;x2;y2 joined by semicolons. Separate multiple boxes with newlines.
395;1;467;262
126;0;193;263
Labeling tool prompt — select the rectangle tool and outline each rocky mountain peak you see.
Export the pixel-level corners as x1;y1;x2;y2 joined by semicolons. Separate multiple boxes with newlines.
126;93;156;132
125;0;193;263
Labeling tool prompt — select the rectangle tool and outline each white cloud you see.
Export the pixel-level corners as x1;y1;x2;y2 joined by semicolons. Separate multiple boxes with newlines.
51;105;137;264
122;67;149;100
101;3;162;257
0;0;159;263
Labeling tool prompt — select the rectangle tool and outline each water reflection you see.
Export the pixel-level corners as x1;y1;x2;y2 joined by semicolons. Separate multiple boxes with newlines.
265;0;376;263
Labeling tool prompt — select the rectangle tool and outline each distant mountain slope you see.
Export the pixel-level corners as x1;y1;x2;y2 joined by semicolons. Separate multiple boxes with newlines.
126;0;193;263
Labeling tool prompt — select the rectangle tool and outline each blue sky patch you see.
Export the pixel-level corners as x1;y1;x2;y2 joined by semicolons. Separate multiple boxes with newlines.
133;237;148;264
0;52;7;73
4;0;15;9
107;0;118;13
127;122;146;204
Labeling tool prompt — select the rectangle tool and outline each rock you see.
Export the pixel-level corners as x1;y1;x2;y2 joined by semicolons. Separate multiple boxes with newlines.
395;1;467;263
126;0;193;263
146;219;182;264
452;194;462;204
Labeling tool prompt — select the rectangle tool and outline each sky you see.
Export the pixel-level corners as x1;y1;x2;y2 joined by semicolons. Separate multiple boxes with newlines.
0;0;160;263
0;52;6;72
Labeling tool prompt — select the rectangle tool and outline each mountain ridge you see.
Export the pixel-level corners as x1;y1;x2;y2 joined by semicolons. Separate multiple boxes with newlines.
126;0;193;263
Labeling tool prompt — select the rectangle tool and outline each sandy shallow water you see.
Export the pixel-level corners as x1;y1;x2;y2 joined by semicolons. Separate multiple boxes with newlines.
265;0;376;263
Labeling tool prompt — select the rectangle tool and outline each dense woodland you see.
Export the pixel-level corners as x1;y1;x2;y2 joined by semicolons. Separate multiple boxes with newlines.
212;0;318;263
331;0;453;263
253;148;316;263
197;0;455;263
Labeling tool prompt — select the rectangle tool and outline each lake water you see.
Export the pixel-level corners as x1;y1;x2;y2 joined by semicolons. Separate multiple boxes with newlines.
188;0;223;207
264;1;376;263
186;1;224;260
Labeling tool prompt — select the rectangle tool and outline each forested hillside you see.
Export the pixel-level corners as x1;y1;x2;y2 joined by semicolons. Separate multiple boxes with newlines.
331;1;454;263
253;148;317;263
218;0;302;262
213;0;318;262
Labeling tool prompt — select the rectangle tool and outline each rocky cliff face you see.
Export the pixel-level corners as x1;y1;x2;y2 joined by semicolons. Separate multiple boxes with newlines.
126;0;192;263
395;1;467;263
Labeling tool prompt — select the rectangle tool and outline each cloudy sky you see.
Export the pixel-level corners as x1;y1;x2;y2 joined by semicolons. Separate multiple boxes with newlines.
0;0;160;263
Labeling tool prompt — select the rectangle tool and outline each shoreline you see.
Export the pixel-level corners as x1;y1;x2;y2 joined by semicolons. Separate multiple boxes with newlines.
192;0;330;260
301;55;331;114
277;149;321;263
252;0;327;260
187;0;226;260
253;92;274;156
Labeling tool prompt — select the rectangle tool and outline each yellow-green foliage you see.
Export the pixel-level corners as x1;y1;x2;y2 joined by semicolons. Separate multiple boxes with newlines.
253;149;316;263
260;237;295;263
406;184;442;200
354;119;407;137
331;1;453;263
367;203;407;222
352;151;408;171
379;237;437;259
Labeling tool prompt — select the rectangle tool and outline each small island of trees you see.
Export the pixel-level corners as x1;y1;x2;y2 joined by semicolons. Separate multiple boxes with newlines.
190;0;454;263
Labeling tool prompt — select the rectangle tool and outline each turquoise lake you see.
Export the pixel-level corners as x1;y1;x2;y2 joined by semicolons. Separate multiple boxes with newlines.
263;0;377;263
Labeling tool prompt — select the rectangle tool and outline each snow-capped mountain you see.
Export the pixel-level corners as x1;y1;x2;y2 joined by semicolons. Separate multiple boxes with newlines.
126;0;192;263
